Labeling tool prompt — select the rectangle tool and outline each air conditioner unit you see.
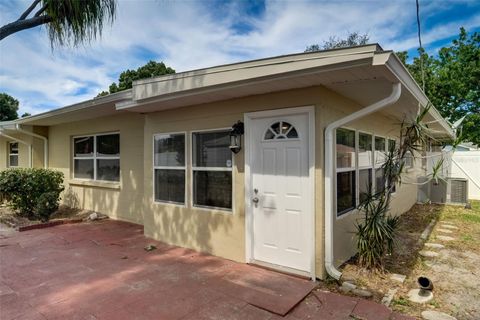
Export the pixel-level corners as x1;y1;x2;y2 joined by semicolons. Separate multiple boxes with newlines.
429;177;468;204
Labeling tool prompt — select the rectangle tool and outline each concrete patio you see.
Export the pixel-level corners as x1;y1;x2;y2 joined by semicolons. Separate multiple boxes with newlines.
0;220;413;320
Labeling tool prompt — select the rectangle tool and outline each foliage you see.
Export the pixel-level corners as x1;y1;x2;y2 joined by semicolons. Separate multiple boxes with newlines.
305;32;369;52
397;28;480;145
98;60;175;96
21;112;31;118
0;0;116;48
0;93;19;121
356;104;436;269
0;168;64;221
36;192;61;222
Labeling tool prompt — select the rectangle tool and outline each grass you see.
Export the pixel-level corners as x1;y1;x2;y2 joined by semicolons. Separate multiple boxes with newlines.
393;297;411;306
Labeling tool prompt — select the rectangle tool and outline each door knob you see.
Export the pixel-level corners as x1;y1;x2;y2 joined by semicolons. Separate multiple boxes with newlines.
252;197;259;204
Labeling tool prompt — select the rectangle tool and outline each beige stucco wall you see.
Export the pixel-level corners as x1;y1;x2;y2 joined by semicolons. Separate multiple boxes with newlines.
0;137;8;169
329;113;420;267
1;84;419;279
48;112;145;225
0;134;33;169
141;84;418;279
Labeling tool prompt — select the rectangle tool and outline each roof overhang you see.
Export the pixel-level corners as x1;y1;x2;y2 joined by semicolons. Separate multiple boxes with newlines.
0;90;132;127
0;44;454;139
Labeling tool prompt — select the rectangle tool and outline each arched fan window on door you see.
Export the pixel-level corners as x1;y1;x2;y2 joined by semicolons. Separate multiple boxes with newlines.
264;121;299;140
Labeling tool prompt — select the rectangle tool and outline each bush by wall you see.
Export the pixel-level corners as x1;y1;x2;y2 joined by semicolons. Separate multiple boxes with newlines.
0;168;64;222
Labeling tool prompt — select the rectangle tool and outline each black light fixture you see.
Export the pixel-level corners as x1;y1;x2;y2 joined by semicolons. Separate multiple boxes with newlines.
229;121;244;154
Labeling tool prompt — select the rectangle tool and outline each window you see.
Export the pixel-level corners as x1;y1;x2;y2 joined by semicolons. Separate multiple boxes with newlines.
387;138;397;193
358;133;373;203
375;167;386;193
8;142;18;167
374;136;386;166
388;139;396;153
336;128;356;215
404;151;414;168
374;136;386;193
335;130;400;216
264;121;298;140
192;130;232;210
73;133;120;181
153;133;186;204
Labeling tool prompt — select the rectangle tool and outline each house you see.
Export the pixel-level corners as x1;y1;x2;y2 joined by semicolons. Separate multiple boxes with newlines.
0;44;454;280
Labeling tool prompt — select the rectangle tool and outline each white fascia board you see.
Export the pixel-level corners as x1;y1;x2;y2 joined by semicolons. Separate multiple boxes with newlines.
121;57;375;111
0;90;133;127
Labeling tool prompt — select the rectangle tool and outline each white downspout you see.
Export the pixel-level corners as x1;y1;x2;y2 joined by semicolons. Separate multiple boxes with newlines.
0;131;32;167
14;124;48;168
324;83;402;280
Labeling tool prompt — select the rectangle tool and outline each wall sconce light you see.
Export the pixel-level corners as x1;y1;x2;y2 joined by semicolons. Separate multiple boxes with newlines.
229;121;244;154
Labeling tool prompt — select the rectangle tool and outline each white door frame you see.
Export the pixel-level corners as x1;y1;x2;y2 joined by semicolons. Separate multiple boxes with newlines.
244;105;316;280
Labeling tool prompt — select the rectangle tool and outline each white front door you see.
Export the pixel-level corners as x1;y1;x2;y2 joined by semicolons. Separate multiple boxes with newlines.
247;108;313;273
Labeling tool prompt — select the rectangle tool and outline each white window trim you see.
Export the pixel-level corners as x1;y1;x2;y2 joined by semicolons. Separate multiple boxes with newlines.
8;142;19;168
374;135;387;169
357;131;374;204
152;131;187;207
190;128;234;213
262;119;301;142
335;127;357;217
72;132;120;182
335;129;401;218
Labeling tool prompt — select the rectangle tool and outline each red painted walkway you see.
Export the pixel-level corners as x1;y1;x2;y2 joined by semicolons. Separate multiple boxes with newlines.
0;220;413;320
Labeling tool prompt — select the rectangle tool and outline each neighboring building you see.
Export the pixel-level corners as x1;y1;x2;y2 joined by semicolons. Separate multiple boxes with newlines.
0;45;454;280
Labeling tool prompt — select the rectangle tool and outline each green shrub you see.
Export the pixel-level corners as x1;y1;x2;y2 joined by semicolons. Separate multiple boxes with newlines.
0;168;64;221
36;192;61;222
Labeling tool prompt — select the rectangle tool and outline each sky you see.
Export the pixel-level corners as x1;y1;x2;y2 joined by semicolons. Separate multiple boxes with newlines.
0;0;479;116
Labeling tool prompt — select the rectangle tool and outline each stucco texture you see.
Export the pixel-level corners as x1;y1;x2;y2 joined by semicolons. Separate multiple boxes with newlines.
1;84;419;279
48;113;145;225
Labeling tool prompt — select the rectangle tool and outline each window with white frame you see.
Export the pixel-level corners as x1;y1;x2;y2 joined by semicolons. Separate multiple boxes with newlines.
192;130;232;210
73;133;120;181
358;133;373;204
387;139;397;193
336;128;356;215
404;151;414;168
153;133;186;204
8;142;18;167
374;136;386;193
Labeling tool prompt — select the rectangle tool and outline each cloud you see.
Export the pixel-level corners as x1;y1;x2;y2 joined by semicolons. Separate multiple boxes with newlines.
0;0;478;115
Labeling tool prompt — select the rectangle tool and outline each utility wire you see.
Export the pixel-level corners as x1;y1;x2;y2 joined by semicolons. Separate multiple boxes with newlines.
416;0;425;92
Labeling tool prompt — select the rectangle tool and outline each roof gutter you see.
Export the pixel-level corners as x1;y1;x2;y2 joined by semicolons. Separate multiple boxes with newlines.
0;131;32;168
324;82;401;280
14;124;48;168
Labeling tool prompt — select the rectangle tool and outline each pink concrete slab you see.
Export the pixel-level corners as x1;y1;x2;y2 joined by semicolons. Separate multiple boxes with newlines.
181;295;248;320
312;290;359;320
390;312;417;320
1;220;412;320
351;298;392;320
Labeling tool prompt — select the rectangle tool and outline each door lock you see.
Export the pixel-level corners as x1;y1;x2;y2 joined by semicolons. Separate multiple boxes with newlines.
252;197;259;204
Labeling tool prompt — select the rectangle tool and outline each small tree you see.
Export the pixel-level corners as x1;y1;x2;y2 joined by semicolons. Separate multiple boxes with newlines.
97;60;175;96
305;32;369;52
0;93;19;121
0;0;116;47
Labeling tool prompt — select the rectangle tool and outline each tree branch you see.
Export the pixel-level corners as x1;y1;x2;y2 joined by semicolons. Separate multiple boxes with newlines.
18;0;41;20
0;15;52;41
34;3;48;18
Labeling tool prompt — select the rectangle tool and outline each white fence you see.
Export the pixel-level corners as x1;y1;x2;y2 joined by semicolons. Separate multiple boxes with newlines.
450;151;480;200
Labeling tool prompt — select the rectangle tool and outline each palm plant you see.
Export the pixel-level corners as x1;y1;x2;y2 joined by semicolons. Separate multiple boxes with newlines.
355;103;449;269
0;0;116;47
